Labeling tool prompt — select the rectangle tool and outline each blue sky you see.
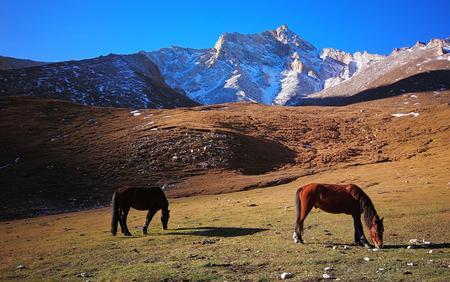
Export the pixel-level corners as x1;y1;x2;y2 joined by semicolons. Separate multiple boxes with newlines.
1;0;449;62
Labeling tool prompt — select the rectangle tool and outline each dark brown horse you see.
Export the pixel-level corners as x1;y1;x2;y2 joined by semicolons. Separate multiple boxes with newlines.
293;183;384;248
111;186;170;236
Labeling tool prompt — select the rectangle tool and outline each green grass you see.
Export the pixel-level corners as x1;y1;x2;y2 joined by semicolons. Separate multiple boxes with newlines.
1;156;450;281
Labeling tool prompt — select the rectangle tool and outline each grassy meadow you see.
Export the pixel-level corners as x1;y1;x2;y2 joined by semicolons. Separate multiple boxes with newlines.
1;153;449;281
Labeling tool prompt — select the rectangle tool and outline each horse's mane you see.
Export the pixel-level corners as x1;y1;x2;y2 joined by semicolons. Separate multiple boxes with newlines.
352;186;379;228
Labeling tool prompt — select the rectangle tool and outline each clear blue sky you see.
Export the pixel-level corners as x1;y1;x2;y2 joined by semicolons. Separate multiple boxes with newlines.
1;0;449;62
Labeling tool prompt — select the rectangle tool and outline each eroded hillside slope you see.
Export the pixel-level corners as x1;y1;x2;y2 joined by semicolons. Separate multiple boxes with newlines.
0;91;449;219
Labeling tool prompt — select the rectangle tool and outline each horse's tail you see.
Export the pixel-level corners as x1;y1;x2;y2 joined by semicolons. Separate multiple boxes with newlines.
111;191;120;236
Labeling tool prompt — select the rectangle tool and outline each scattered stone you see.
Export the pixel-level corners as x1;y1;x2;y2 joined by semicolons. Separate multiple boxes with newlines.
324;266;333;272
376;268;385;273
371;248;380;252
332;246;338;250
78;272;92;278
343;245;351;250
280;272;294;279
407;262;415;266
363;257;370;262
407;245;413;249
16;264;26;269
322;273;334;279
427;250;433;254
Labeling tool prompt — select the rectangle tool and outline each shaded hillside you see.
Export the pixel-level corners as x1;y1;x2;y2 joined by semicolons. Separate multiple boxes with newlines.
1;91;450;219
0;55;48;70
0;54;199;108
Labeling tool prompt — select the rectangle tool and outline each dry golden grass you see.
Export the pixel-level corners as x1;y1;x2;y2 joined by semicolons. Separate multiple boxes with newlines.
1;149;449;281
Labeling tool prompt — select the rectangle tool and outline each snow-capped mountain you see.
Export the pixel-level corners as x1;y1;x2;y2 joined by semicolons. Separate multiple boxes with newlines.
291;38;450;105
0;53;199;108
144;25;386;105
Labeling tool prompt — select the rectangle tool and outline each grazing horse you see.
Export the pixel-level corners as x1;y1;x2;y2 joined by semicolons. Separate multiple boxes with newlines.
293;183;384;248
111;186;170;236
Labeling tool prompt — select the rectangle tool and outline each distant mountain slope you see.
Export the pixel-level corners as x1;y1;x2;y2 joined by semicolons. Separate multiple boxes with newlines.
288;39;450;105
145;25;385;105
0;53;199;108
0;55;48;70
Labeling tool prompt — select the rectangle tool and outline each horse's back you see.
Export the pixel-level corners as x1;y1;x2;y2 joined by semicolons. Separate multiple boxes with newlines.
115;186;168;211
298;183;361;214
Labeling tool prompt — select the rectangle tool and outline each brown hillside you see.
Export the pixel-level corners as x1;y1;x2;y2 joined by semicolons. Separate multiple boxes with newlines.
1;91;449;219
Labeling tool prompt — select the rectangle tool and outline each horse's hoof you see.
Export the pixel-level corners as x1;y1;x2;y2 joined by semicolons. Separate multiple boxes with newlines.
293;232;303;244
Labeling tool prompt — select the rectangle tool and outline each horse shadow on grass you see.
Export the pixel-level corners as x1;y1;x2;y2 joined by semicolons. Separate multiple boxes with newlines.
383;243;450;250
167;226;269;237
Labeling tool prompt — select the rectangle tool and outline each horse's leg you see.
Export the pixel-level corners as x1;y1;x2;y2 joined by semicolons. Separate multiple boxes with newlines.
121;206;132;236
295;196;314;244
118;209;126;234
352;214;369;247
142;209;157;235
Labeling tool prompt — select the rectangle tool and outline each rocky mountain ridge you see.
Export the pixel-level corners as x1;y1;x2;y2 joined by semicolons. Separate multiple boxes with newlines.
145;25;387;105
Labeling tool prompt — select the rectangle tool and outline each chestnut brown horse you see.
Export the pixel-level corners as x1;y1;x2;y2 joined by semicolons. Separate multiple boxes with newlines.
293;183;384;248
111;186;170;236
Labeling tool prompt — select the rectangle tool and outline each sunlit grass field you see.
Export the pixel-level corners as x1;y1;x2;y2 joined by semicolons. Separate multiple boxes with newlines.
1;155;449;281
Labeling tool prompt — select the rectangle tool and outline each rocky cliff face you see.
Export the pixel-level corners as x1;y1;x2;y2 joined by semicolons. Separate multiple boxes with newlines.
145;25;386;105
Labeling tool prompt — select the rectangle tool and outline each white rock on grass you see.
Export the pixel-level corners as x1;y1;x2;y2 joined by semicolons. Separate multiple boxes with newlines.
407;262;415;266
280;272;294;279
324;266;333;272
427;250;433;254
322;273;334;279
16;264;26;269
377;267;385;273
364;257;370;262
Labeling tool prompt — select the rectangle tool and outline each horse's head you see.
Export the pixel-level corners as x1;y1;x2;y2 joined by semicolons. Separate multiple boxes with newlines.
370;216;384;248
161;209;170;230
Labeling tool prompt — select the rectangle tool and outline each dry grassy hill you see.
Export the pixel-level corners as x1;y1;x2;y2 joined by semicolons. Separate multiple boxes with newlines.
1;90;449;219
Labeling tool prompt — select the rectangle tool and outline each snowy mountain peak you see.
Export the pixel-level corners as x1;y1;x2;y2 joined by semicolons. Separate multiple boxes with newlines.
270;25;316;51
145;26;388;105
